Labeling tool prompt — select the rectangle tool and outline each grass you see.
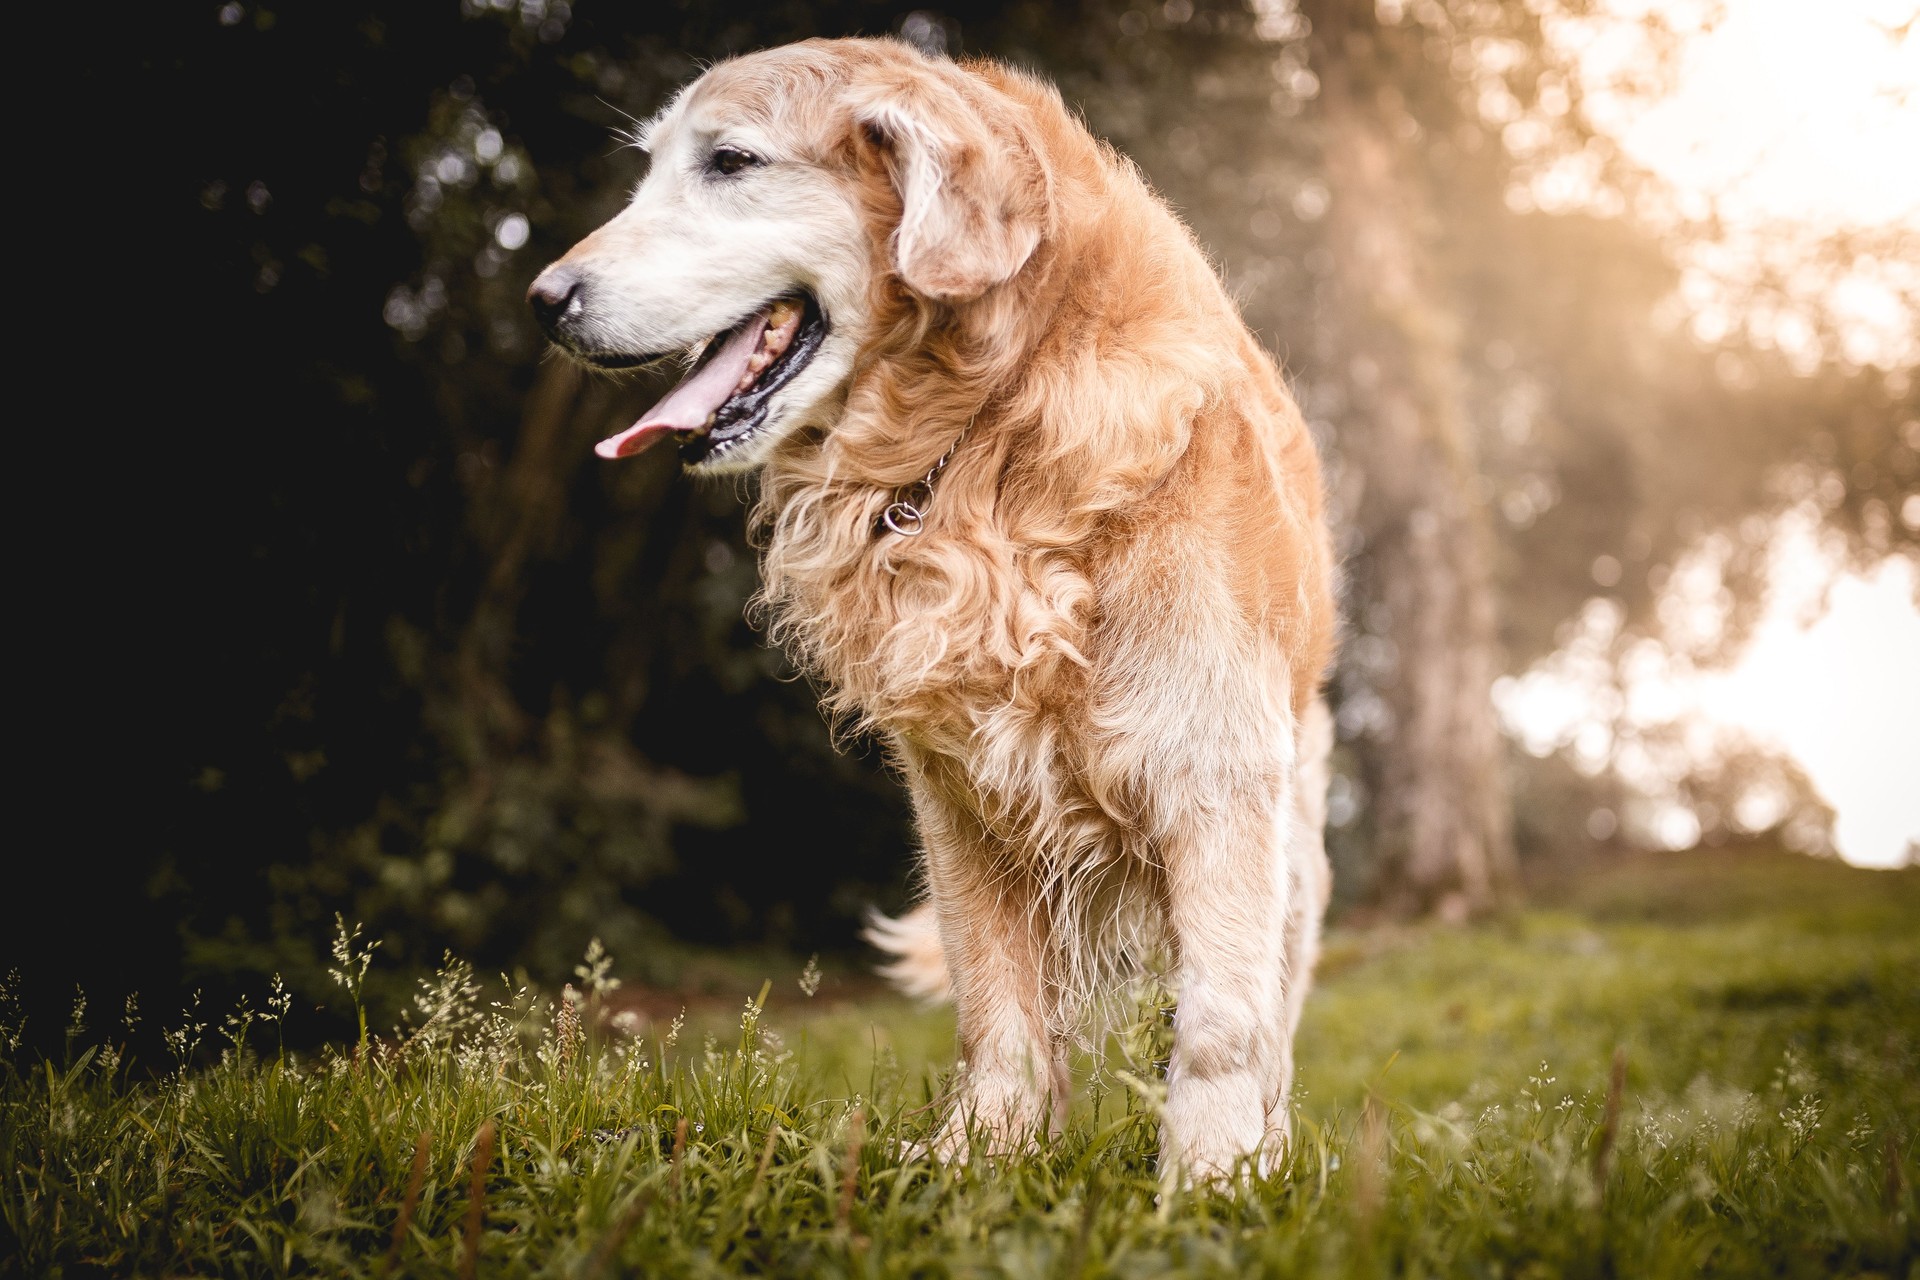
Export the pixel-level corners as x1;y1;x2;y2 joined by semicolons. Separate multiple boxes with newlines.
4;851;1916;1277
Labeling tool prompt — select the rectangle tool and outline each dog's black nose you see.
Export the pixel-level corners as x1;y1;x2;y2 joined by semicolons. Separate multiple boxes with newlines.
527;267;581;337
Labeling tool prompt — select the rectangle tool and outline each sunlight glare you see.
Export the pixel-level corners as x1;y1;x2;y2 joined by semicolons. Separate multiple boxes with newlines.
1696;551;1920;868
1576;0;1920;232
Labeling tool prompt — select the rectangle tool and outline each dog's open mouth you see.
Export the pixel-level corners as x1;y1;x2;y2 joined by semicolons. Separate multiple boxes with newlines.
593;293;827;465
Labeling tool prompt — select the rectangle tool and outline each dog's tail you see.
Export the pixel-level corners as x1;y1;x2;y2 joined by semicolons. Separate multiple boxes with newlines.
862;902;951;1003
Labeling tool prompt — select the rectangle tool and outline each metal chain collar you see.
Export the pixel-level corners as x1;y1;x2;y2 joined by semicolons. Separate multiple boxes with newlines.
878;419;972;537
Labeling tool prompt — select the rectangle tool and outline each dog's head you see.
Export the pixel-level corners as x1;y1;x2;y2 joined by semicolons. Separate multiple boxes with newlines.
528;39;1048;473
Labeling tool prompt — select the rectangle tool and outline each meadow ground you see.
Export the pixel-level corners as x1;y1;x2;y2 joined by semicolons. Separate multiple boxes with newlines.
4;850;1916;1276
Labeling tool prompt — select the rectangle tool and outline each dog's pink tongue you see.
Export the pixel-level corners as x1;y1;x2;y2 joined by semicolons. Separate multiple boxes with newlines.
595;311;771;459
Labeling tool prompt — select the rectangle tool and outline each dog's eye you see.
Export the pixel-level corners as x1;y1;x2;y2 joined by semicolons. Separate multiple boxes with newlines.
707;144;761;177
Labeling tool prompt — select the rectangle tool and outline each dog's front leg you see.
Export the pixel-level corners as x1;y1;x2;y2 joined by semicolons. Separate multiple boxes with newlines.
913;783;1067;1160
1159;792;1294;1187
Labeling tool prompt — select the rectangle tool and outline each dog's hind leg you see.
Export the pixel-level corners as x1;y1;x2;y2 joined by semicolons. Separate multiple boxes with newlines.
1266;697;1334;1160
910;778;1068;1159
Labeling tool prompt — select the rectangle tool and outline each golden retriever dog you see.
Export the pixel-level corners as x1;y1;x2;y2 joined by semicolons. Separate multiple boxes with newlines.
528;36;1336;1184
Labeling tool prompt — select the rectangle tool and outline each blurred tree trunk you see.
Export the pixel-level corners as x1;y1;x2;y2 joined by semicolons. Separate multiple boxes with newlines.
1312;6;1517;918
442;356;589;760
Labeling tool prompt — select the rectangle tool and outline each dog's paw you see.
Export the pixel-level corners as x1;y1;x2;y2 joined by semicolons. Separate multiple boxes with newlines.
895;1114;977;1165
910;1102;1047;1168
1158;1076;1279;1193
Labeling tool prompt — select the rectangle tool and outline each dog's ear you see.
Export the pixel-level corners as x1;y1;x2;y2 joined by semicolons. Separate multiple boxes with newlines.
852;75;1047;304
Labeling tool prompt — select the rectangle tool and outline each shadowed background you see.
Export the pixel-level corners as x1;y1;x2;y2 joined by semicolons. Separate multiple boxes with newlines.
12;0;1914;1050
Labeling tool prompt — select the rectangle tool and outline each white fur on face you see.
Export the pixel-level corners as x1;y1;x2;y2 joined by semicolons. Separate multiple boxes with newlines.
559;90;875;474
